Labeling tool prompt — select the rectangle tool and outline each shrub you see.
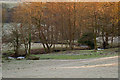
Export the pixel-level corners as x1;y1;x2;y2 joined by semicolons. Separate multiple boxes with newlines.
78;32;94;49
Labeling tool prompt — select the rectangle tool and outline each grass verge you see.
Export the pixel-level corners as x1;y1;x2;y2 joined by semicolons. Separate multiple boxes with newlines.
30;48;118;59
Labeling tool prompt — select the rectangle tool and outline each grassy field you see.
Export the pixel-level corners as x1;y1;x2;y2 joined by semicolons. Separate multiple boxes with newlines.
2;46;119;60
30;54;117;59
29;48;118;60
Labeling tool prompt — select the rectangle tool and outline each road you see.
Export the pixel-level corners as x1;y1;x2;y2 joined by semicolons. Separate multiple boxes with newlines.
2;56;118;78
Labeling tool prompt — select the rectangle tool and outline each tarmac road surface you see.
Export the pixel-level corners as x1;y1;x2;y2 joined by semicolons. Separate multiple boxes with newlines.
2;56;118;78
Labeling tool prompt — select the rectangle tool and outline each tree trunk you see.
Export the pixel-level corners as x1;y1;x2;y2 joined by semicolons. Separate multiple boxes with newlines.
111;36;113;48
93;10;97;51
28;33;31;56
15;31;19;58
68;4;73;50
105;32;109;48
94;29;97;51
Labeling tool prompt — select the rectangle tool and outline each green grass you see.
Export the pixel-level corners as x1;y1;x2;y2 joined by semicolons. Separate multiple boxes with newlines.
2;47;118;60
30;48;118;59
30;54;117;60
2;50;15;54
